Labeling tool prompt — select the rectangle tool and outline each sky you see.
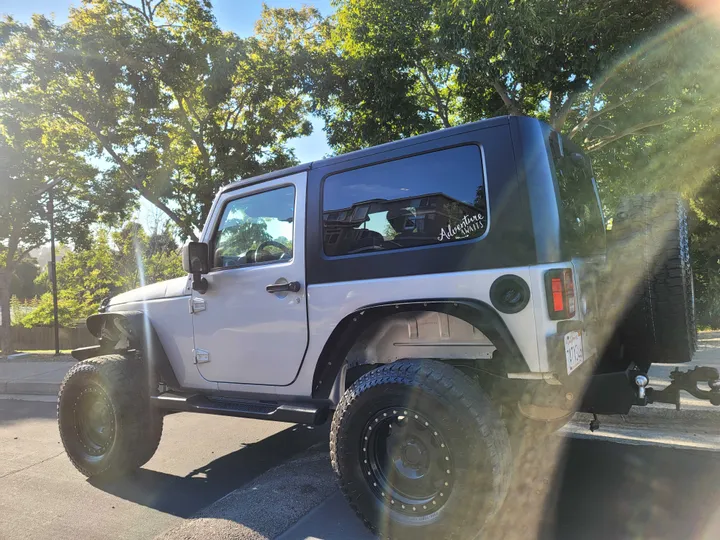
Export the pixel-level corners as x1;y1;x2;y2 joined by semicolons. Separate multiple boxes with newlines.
0;0;335;230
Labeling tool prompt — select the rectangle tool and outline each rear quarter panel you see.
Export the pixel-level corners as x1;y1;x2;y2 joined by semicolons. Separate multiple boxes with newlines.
305;268;542;374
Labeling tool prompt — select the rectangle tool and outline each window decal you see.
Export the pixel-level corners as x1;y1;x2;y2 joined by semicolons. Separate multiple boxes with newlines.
437;212;485;241
323;145;487;256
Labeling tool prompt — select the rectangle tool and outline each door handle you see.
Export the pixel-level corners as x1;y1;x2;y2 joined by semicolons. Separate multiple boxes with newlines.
266;281;301;294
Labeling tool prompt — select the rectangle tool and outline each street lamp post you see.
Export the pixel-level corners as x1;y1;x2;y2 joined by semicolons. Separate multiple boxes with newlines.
35;179;64;356
47;189;60;356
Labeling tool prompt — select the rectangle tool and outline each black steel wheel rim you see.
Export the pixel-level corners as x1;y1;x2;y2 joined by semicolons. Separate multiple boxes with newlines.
360;407;454;516
73;385;116;460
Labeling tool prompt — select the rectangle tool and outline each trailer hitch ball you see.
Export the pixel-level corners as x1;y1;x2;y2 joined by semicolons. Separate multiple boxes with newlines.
635;375;649;400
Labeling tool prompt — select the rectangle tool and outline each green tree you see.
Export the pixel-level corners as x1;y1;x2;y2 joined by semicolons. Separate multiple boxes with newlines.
112;222;150;291
21;222;185;327
145;250;185;284
144;220;184;283
0;104;108;353
215;220;272;261
0;0;314;239
265;0;720;324
691;175;720;327
21;231;120;327
112;220;183;289
284;0;705;154
261;2;442;153
10;260;41;299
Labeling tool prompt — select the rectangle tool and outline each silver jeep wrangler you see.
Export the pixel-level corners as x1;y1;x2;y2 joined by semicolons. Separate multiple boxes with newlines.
60;116;711;539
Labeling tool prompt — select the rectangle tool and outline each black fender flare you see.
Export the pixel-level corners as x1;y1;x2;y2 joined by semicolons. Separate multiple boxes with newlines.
72;311;179;389
311;299;528;399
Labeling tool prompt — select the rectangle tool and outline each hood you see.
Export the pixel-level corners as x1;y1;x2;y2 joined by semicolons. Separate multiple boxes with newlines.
109;276;190;307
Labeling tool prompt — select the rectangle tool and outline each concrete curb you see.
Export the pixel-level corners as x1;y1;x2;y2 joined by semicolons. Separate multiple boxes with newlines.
0;381;60;396
574;405;720;429
0;361;73;398
561;420;720;451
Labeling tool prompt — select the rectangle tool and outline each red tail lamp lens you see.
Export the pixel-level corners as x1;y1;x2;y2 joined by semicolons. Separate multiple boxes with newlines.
551;277;564;312
545;269;576;320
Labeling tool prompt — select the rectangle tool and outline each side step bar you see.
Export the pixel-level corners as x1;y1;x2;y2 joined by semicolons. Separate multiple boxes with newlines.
151;392;330;425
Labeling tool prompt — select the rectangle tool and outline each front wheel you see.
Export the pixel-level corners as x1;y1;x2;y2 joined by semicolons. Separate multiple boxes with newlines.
330;360;512;539
58;354;163;477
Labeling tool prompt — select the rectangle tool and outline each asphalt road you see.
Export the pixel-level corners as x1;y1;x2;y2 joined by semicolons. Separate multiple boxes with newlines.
2;398;720;540
0;399;327;540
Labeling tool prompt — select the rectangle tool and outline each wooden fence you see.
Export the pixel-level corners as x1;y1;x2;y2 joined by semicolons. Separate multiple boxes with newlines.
11;325;96;351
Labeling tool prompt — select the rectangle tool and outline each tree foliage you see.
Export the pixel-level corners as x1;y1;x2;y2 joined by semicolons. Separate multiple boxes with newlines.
4;0;720;328
21;230;120;327
10;260;42;299
21;222;184;327
0;0;314;239
262;0;720;325
269;0;708;154
0;94;109;352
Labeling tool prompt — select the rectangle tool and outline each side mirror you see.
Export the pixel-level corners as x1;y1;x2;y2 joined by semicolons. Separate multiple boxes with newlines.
182;242;210;294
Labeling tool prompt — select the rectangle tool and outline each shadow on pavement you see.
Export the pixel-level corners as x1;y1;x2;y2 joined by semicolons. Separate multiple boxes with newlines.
540;438;720;540
90;422;329;519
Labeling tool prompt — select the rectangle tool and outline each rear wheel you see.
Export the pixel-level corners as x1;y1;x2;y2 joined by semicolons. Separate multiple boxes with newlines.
608;193;697;366
58;354;163;477
330;360;511;539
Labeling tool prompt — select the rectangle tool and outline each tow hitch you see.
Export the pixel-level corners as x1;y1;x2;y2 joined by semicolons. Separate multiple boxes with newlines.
580;365;720;431
643;366;720;410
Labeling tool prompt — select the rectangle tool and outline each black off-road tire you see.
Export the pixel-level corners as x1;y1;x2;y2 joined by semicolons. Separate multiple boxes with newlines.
330;360;512;539
58;354;163;477
609;193;697;366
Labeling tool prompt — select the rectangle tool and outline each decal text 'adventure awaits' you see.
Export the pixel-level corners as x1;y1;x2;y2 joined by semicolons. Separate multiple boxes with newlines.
437;213;485;241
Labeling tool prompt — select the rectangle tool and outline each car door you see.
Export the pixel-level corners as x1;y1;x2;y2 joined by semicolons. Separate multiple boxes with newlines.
191;172;308;386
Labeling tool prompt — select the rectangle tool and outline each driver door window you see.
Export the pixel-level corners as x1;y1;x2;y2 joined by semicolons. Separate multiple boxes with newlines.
213;186;295;268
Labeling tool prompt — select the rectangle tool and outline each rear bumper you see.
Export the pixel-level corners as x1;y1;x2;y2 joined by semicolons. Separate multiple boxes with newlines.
545;321;645;414
546;323;595;388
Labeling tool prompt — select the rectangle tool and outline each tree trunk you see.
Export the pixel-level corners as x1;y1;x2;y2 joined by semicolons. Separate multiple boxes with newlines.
0;269;13;355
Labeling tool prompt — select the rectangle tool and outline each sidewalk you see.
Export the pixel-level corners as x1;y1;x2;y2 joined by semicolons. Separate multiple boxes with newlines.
0;361;75;396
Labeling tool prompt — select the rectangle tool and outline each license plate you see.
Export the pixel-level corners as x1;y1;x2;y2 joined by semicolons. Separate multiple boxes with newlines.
564;331;584;375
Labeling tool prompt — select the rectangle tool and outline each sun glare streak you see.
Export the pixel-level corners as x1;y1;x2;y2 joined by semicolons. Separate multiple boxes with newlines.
482;14;720;538
133;234;146;289
131;232;156;387
569;11;720;364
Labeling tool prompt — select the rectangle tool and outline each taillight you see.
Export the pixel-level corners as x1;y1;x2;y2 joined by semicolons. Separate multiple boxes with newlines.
544;268;576;320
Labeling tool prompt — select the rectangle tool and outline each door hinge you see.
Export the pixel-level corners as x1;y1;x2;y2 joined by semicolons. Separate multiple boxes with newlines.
189;297;206;314
193;348;210;364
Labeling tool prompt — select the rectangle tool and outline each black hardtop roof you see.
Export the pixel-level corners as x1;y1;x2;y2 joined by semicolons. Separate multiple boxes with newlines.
220;115;517;194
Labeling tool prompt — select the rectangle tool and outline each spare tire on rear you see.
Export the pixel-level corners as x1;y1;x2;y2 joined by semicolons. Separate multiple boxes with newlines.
608;193;697;366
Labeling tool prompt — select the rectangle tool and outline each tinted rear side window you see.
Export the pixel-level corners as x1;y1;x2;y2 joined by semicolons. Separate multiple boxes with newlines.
550;137;606;257
322;145;487;256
